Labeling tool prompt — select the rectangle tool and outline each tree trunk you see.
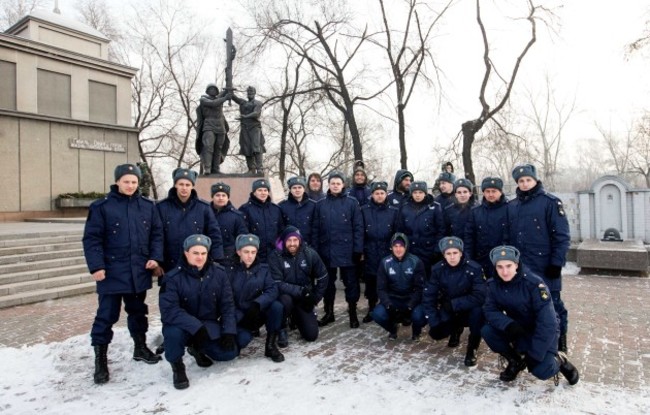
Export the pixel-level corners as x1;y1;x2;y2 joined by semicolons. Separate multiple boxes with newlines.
398;104;407;169
461;119;482;185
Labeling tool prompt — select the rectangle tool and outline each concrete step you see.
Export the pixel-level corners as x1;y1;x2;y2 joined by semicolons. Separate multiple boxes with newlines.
0;282;96;308
0;230;83;242
0;274;91;296
0;241;82;257
0;263;89;285
0;234;83;248
0;256;87;275
0;248;84;266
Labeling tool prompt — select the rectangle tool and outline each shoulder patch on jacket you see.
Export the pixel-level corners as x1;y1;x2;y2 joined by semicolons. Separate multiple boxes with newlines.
538;283;550;301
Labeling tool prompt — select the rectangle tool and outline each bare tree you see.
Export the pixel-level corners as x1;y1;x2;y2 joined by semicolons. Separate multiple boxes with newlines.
521;75;577;190
459;0;550;185
244;0;391;162
0;0;45;30
631;114;650;187
371;0;453;169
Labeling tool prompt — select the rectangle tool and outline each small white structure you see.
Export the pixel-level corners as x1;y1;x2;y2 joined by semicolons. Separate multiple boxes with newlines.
577;176;650;244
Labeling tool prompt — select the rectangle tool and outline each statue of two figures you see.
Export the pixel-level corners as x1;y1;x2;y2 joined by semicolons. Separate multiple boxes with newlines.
194;28;265;176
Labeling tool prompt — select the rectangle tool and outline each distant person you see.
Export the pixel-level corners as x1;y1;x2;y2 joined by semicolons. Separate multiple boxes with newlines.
279;176;316;245
347;160;371;207
159;234;238;389
210;182;248;266
307;172;326;201
507;164;570;353
387;169;413;207
83;164;164;385
482;245;579;385
465;177;509;280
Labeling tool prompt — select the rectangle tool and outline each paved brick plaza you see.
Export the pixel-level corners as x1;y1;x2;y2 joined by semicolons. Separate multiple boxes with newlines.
0;273;648;390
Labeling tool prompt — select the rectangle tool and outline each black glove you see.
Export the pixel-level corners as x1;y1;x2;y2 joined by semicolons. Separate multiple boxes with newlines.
192;326;210;346
240;302;261;330
545;265;562;279
441;299;453;314
387;306;400;322
505;322;527;342
352;252;363;265
218;334;236;351
299;287;316;311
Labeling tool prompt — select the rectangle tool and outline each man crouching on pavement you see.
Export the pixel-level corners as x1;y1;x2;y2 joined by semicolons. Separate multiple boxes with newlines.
159;234;238;390
482;245;579;385
269;226;328;347
229;234;285;363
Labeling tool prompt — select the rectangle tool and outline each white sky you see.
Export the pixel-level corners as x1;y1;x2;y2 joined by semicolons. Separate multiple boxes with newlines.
48;0;650;183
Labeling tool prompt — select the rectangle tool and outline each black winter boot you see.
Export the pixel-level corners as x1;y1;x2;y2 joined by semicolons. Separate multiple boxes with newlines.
464;334;481;367
277;328;289;348
132;334;162;364
170;359;189;390
348;303;360;329
187;345;213;368
362;300;376;323
264;332;285;363
499;349;526;382
447;327;463;348
558;352;580;385
93;345;109;384
318;302;335;327
558;333;568;353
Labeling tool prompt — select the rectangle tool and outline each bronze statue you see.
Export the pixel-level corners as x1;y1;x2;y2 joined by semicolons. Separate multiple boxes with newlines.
195;84;230;175
232;86;265;176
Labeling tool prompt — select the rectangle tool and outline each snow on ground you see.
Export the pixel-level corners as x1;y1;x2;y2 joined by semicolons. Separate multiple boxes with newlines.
1;322;648;415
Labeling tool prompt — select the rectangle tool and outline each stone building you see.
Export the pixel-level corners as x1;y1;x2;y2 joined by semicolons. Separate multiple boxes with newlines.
0;9;138;220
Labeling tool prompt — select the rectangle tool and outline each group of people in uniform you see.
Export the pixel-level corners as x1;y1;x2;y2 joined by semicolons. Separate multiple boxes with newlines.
83;160;579;390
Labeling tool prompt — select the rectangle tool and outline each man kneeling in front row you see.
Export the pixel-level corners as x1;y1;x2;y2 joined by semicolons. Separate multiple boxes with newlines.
159;234;238;390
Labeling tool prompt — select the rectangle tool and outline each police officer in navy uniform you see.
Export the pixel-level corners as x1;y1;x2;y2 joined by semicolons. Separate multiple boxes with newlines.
372;233;426;340
279;176;316;245
269;226;328;346
156;168;224;275
360;181;399;323
434;171;456;210
228;234;285;363
482;245;579;385
396;181;445;277
312;171;364;328
442;178;477;238
423;237;486;366
465;177;509;280
239;179;285;263
210;182;248;266
83;163;164;384
159;234;238;389
507;164;571;353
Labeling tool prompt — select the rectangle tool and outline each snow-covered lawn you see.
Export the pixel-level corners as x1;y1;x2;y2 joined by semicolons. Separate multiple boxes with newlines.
1;322;648;415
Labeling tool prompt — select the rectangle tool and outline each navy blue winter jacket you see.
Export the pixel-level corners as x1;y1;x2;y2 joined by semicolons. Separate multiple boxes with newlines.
507;182;570;291
279;194;316;245
361;199;399;276
396;194;445;261
159;260;237;338
376;251;425;309
83;186;164;295
312;190;364;268
347;184;371;207
268;244;328;304
157;188;224;270
465;195;509;273
443;199;477;238
227;261;279;323
239;195;285;263
423;257;485;327
483;266;559;362
211;201;248;265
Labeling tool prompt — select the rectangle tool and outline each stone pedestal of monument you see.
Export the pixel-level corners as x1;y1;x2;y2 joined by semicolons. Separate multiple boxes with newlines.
195;174;283;207
576;239;649;277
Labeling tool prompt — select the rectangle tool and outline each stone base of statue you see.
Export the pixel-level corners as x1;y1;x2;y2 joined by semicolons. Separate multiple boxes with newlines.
195;173;282;207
